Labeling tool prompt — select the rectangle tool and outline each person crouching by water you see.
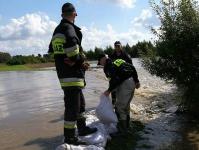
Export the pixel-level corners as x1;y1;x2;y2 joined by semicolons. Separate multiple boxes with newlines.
97;53;140;136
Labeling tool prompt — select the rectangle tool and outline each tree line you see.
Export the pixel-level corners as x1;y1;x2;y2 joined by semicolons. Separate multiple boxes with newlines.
0;52;54;65
0;40;155;65
85;41;155;60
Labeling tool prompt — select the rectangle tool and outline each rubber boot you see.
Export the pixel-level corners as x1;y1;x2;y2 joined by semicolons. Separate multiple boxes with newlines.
126;115;134;135
64;128;86;145
77;117;97;136
110;120;127;137
126;114;130;129
117;120;127;133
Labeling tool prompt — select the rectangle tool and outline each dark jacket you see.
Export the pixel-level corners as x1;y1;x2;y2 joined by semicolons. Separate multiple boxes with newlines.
48;19;85;88
110;51;132;64
104;59;139;92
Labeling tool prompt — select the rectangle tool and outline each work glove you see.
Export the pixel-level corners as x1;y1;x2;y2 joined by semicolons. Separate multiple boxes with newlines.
135;82;140;89
81;62;90;71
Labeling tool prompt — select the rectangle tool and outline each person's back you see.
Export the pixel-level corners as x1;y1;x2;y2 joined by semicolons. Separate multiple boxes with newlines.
49;19;84;79
49;19;85;83
104;58;139;92
98;54;140;136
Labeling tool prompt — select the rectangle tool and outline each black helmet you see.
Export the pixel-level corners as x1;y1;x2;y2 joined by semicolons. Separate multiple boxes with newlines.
114;41;122;46
62;3;76;13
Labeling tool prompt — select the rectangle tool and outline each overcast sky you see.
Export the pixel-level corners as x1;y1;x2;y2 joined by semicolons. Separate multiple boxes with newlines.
0;0;161;55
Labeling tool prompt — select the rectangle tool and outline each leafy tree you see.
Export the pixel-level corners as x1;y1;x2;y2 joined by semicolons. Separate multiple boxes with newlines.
93;47;104;60
130;41;155;58
83;41;155;60
7;54;51;65
43;54;54;62
104;46;114;57
137;41;155;56
7;55;25;65
123;43;132;56
85;50;95;60
0;52;11;63
142;0;199;114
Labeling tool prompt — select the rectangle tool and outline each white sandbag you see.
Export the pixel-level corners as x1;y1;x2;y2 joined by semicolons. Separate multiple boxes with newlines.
56;109;118;150
79;122;107;147
56;144;105;150
104;123;118;135
96;95;118;124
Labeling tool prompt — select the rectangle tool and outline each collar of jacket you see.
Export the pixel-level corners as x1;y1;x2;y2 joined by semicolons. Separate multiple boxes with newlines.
113;50;125;56
61;19;81;30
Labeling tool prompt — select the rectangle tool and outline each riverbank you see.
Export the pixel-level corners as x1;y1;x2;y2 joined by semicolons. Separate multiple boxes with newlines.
0;59;198;150
0;61;99;71
0;63;55;71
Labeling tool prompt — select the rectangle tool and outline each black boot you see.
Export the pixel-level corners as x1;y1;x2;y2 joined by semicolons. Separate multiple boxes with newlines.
64;137;87;145
77;116;97;136
117;120;127;133
78;126;98;136
110;120;127;137
126;115;130;129
64;128;86;145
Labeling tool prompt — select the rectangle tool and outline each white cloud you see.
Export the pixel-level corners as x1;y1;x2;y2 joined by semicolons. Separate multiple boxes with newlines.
0;13;57;55
131;9;153;27
81;24;153;50
81;9;155;50
0;11;154;55
113;0;136;8
83;0;136;8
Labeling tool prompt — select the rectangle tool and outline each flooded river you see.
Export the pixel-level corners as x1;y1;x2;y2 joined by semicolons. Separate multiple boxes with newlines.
0;59;198;150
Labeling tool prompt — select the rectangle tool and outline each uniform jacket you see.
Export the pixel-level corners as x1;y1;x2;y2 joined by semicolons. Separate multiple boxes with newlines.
48;19;85;88
110;51;132;64
104;59;139;92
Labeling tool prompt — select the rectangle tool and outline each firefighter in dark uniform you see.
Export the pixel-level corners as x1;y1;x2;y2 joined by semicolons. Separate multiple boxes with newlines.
110;41;132;65
98;53;140;136
48;3;97;145
108;41;133;125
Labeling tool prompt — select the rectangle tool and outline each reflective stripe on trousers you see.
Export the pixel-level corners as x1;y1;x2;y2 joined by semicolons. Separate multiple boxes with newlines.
59;78;85;88
64;121;77;129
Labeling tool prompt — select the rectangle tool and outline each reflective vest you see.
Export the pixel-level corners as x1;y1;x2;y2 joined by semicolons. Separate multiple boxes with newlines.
113;59;126;67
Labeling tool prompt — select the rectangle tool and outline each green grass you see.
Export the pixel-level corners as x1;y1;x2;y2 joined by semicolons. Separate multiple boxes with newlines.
0;63;55;71
0;64;32;71
106;120;144;150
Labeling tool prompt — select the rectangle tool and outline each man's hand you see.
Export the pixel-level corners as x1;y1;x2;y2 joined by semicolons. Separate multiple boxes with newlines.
64;58;75;66
82;62;90;70
135;82;140;89
103;90;110;97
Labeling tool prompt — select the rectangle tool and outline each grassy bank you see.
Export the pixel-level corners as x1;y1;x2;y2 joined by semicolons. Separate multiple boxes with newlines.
0;63;55;71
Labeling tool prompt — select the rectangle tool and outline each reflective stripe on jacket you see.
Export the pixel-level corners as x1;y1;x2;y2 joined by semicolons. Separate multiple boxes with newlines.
48;19;85;88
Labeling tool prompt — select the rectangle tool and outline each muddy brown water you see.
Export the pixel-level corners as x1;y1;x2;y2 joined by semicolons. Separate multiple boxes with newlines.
0;59;198;150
